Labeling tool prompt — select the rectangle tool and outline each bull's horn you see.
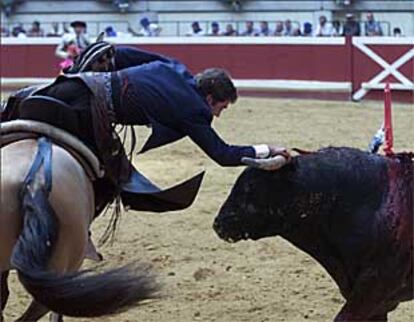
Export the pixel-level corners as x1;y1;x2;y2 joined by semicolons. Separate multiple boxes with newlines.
241;155;287;171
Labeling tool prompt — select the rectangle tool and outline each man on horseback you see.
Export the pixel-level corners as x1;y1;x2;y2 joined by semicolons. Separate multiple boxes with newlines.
2;41;290;213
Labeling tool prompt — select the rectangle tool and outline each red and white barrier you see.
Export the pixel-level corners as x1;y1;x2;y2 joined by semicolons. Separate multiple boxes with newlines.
1;37;413;102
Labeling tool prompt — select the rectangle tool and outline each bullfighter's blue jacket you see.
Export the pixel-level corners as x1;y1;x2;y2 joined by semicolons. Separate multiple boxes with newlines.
113;47;256;166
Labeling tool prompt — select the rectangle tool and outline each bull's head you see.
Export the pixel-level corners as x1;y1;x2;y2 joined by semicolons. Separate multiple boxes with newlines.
213;166;294;243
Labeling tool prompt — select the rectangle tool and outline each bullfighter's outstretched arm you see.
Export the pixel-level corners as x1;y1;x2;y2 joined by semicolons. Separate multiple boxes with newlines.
179;118;258;166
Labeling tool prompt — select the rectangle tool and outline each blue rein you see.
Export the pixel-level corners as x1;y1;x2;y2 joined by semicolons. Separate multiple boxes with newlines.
22;137;53;195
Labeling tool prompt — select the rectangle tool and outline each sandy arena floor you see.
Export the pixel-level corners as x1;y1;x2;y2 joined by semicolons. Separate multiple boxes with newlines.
3;97;414;321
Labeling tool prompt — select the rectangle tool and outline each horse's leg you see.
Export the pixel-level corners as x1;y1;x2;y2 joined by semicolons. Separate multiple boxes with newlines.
19;144;92;322
1;140;39;321
15;301;49;322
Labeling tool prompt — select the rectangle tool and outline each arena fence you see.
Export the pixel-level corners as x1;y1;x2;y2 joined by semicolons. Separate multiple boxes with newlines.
1;36;413;102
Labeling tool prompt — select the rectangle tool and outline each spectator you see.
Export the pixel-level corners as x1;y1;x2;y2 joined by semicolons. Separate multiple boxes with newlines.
258;21;270;36
71;20;90;48
11;23;26;38
342;13;360;36
283;19;295;36
332;20;342;37
222;23;238;36
55;20;90;59
303;22;313;37
128;17;161;37
27;20;44;37
47;22;61;37
292;27;302;36
1;25;10;37
393;27;403;37
240;21;258;36
364;12;383;36
314;15;333;37
186;21;205;37
59;41;80;71
208;22;221;36
273;21;284;36
105;26;117;37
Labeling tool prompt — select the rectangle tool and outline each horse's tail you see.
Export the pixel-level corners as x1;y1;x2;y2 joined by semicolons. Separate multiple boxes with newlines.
11;138;158;317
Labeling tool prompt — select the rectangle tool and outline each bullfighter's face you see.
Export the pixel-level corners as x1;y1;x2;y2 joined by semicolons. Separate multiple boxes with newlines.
213;168;285;243
207;95;230;118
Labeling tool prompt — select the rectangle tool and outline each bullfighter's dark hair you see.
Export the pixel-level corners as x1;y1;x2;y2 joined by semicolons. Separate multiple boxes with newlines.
195;68;238;104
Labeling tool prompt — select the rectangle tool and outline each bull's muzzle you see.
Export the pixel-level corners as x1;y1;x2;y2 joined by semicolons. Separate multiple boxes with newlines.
213;214;245;243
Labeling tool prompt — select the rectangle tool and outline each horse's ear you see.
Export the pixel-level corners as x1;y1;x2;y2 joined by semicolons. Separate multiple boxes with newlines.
96;32;105;42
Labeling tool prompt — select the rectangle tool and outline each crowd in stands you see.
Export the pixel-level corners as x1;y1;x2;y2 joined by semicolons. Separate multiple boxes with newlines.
1;20;72;38
186;13;388;37
0;12;404;39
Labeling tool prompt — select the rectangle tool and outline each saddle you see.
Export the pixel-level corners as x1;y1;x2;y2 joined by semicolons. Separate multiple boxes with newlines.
19;95;83;140
2;115;205;214
1;119;103;180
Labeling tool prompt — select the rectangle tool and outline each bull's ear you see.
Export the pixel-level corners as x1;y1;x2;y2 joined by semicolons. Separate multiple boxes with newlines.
96;32;105;42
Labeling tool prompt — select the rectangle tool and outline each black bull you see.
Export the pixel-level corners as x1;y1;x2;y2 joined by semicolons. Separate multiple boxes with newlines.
213;147;413;321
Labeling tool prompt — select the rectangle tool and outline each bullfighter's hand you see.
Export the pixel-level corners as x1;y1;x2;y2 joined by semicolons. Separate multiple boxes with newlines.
268;145;292;163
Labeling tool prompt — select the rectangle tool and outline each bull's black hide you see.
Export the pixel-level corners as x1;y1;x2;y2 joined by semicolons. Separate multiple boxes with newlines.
214;147;413;322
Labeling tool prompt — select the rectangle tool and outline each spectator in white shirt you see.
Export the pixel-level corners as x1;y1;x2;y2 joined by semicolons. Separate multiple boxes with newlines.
128;17;161;37
314;15;333;37
55;21;90;59
11;23;26;38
